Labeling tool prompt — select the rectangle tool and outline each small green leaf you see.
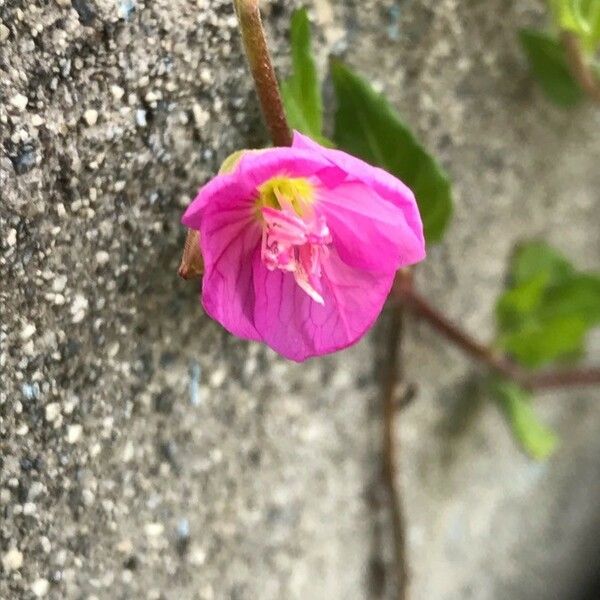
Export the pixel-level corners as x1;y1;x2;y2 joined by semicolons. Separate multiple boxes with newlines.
219;150;249;174
592;5;600;49
496;272;550;331
538;274;600;324
586;0;600;49
496;241;600;368
491;380;559;460
519;29;584;106
499;315;588;368
331;60;453;243
511;241;574;286
281;8;326;142
549;0;582;32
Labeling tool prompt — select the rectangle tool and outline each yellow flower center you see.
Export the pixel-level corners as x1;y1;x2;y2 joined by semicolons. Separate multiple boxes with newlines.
257;177;314;217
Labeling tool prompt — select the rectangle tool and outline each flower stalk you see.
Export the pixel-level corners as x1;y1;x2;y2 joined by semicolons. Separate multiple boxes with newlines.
233;0;292;146
179;0;293;280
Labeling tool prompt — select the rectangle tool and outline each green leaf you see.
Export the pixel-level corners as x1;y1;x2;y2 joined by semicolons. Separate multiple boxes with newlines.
511;241;574;286
219;149;248;174
519;29;584;106
496;241;600;368
592;4;600;49
585;0;600;49
491;380;559;460
549;0;582;32
281;8;325;142
538;274;600;323
496;272;550;331
499;315;588;368
330;60;453;243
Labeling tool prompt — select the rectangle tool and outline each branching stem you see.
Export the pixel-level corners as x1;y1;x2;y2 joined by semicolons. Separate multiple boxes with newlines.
393;271;600;391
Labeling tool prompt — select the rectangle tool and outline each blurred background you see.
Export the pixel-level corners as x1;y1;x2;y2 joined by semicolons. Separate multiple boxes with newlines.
1;0;599;599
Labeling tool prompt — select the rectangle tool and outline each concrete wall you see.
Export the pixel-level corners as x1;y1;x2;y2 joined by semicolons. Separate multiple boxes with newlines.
1;0;599;598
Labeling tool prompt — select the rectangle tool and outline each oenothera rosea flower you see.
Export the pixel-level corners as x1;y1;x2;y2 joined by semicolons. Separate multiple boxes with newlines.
182;132;425;361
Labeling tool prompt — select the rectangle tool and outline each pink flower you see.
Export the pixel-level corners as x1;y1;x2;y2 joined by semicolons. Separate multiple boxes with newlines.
182;131;425;361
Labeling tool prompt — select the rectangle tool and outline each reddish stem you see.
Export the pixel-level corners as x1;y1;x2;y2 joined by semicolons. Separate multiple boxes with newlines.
526;368;600;390
393;272;600;391
233;0;292;146
381;304;409;600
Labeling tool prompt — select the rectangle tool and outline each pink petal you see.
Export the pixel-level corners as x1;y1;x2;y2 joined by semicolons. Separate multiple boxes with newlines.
252;247;394;361
200;196;262;342
292;131;425;247
318;181;425;273
182;172;251;229
236;146;338;190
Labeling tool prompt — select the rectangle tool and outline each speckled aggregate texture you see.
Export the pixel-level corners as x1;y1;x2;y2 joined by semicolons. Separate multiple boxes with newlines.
1;0;599;599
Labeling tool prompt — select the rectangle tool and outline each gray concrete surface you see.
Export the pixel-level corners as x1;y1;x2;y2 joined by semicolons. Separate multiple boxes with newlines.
1;1;599;599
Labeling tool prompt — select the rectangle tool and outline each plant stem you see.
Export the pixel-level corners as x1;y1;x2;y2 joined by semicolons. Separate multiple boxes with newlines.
179;1;292;279
561;31;600;104
526;367;600;390
381;304;409;600
398;284;526;383
233;0;292;146
393;274;600;391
